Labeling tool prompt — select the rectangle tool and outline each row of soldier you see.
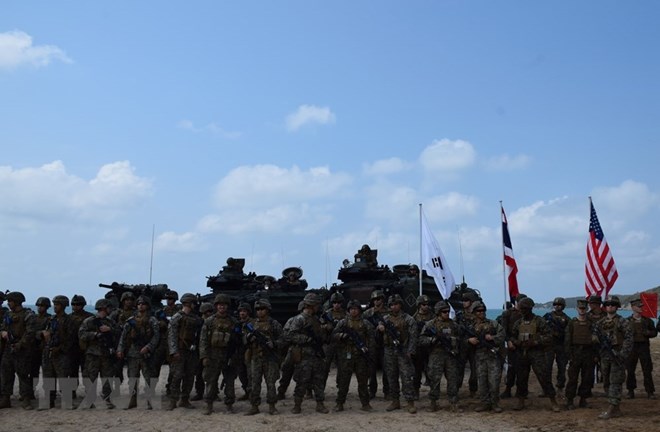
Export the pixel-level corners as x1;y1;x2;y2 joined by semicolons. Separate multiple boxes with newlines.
0;289;657;419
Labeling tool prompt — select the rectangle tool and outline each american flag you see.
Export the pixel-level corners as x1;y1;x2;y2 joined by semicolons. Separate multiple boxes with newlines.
585;199;618;297
501;205;519;302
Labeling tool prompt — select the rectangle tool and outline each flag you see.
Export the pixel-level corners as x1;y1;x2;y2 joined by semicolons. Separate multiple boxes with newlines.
640;293;658;319
421;209;455;301
501;205;520;302
585;199;618;298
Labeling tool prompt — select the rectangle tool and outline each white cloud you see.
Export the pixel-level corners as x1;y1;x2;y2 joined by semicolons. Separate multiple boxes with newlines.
156;231;204;252
592;180;658;216
285;105;336;131
484;154;531;171
363;157;411;176
0;30;72;70
0;160;152;227
419;139;476;173
177;119;241;139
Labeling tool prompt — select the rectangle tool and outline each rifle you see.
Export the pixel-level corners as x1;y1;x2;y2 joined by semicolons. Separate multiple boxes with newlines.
543;313;566;343
94;317;117;356
320;311;339;327
342;327;374;365
592;325;624;367
380;317;404;355
126;317;151;358
303;325;326;359
47;316;61;358
245;322;279;362
459;323;501;358
3;315;18;353
423;326;458;357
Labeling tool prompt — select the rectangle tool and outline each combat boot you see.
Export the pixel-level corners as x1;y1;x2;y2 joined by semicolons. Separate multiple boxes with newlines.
492;403;503;413
316;401;329;413
190;393;203;401
648;392;657;400
245;404;260;416
21;398;33;410
333;402;344;412
500;387;512;399
360;402;373;412
598;404;617;420
426;399;438;412
474;403;491;412
291;397;302;414
565;399;575;410
626;390;634;399
386;399;401;411
578;397;588;408
125;394;137;410
0;395;11;409
549;396;560;412
449;402;462;413
178;397;193;409
166;398;177;411
226;403;234;413
513;397;525;411
202;401;213;415
610;404;622;418
268;403;278;415
406;401;417;414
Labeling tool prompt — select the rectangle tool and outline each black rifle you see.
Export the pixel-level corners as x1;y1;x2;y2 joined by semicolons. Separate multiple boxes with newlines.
459;323;501;358
380;317;405;355
320;311;339;327
3;315;18;353
423;326;458;357
543;312;566;343
94;317;117;356
592;325;624;367
342;327;373;365
303;325;326;359
245;322;279;362
126;317;151;359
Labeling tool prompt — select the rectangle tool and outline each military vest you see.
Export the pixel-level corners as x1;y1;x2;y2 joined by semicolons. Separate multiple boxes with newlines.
570;319;593;345
517;319;537;342
600;316;624;347
629;317;647;343
384;313;408;347
209;314;235;349
128;313;154;347
177;312;201;350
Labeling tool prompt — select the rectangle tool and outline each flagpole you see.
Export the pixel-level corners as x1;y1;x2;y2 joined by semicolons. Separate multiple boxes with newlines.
500;201;507;310
419;203;423;296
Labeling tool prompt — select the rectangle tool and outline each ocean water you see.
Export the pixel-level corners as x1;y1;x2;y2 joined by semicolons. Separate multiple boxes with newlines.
487;307;635;321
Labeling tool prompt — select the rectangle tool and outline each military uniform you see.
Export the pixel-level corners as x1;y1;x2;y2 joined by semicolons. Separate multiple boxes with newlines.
167;295;203;409
499;304;523;397
31;299;51;400
469;302;505;412
321;293;346;394
564;302;597;409
411;295;434;398
543;298;570;390
0;292;36;409
68;296;94;398
117;298;160;409
363;291;389;399
419;301;460;411
625;300;657;399
331;301;375;411
276;304;302;400
456;293;478;396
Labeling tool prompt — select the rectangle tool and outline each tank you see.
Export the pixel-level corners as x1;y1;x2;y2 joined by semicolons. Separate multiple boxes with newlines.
203;257;328;324
330;244;479;314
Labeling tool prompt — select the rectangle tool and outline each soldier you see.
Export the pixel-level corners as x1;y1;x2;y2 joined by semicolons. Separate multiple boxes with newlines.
284;293;330;414
110;291;137;394
331;299;375;412
191;302;214;401
163;290;181;316
167;293;203;410
363;289;389;399
586;294;604;397
161;290;179;396
499;293;526;398
510;297;560;412
77;299;121;409
244;299;283;415
564;299;598;410
235;302;252;401
419;300;460;412
321;292;346;392
276;300;304;400
625;296;658;399
594;295;633;419
0;291;36;409
117;295;159;410
412;294;434;398
69;295;93;398
31;296;52;400
0;293;6;382
469;301;505;413
377;294;418;414
40;295;76;409
456;291;479;397
199;294;240;415
543;297;570;392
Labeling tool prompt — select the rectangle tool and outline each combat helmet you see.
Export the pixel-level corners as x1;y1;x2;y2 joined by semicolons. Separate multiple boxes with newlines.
370;290;384;301
603;295;621;308
553;297;566;307
254;299;272;311
472;301;487;312
120;291;135;303
518;297;535;310
388;294;404;306
347;299;362;311
71;295;87;306
237;302;252;314
180;293;197;305
303;293;320;306
330;292;345;303
136;295;151;308
36;297;52;308
6;291;26;304
213;294;231;305
434;300;450;313
52;295;70;308
165;290;179;301
416;295;430;306
199;302;214;314
95;299;112;310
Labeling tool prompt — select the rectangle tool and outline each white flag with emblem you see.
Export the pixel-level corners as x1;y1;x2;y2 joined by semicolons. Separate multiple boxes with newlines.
421;209;455;301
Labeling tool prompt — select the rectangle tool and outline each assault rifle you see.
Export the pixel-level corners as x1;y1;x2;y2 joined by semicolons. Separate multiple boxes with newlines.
342;327;373;365
3;315;18;353
459;323;501;358
94;318;117;356
592;325;624;367
380;317;405;355
303;325;326;359
320;311;339;327
126;317;151;358
245;322;279;362
543;312;566;343
422;326;458;357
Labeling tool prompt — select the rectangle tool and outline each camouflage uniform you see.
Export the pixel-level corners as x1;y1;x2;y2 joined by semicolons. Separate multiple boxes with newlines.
31;302;51;400
244;303;283;413
199;297;240;413
69;298;93;398
276;306;301;400
320;295;346;392
78;302;121;408
167;300;203;408
284;294;329;413
363;294;389;399
625;309;657;398
456;298;478;396
470;304;505;412
564;308;597;408
379;296;417;412
331;304;375;410
510;298;559;411
595;297;633;419
0;295;36;409
411;296;434;398
109;300;136;392
543;301;570;390
418;302;459;410
117;303;160;409
41;300;77;409
499;305;523;397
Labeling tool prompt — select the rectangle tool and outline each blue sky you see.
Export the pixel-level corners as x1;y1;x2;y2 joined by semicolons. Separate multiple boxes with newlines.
1;1;659;309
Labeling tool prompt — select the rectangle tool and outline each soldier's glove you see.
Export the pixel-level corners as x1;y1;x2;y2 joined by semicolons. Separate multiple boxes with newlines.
340;333;349;340
246;333;256;343
430;337;438;345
